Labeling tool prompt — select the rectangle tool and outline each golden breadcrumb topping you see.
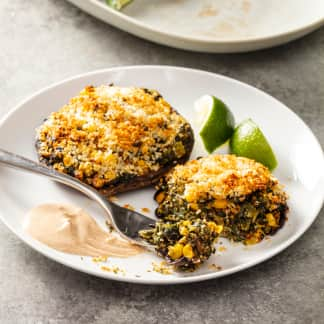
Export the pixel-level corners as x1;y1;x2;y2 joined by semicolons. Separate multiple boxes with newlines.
36;86;190;188
165;154;277;202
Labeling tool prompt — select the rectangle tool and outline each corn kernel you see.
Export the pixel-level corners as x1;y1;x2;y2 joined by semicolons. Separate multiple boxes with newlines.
182;220;190;226
188;225;197;232
79;161;92;175
207;222;223;234
85;124;97;132
137;160;147;168
106;153;117;164
155;191;166;204
189;203;199;210
245;236;259;245
183;244;194;259
168;243;183;260
207;221;215;231
92;177;105;188
104;171;115;181
214;224;223;234
266;213;278;227
174;141;185;158
74;169;84;180
141;145;149;154
184;191;196;203
245;230;264;245
214;199;227;209
179;226;189;236
63;155;73;167
54;163;65;172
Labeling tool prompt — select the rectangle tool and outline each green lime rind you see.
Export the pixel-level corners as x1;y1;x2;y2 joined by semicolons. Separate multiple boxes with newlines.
199;96;235;153
106;0;133;10
229;118;278;171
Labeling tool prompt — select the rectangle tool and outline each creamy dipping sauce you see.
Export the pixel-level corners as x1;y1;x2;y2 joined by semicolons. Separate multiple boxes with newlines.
24;203;143;257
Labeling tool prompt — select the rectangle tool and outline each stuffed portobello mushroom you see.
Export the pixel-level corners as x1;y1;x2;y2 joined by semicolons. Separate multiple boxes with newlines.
140;154;288;270
35;85;194;196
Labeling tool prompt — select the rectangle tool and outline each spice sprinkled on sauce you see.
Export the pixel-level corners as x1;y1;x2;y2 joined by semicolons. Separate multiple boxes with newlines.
141;207;150;213
24;203;143;258
123;204;135;211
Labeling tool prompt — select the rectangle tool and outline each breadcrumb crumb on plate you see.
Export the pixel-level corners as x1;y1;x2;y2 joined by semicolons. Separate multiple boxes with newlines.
151;262;174;275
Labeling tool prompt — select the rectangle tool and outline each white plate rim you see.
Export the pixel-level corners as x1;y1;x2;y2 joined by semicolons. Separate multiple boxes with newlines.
0;65;323;285
66;0;324;52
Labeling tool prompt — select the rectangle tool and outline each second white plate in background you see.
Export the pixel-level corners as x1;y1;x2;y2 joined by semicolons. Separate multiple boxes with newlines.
66;0;324;52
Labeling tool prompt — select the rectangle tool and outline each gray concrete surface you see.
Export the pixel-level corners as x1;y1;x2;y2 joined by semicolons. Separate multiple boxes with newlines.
0;1;323;323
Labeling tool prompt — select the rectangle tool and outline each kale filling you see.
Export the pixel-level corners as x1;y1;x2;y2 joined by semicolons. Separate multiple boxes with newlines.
140;181;288;271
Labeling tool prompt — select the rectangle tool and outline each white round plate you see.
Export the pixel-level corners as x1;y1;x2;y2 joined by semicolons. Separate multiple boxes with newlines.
66;0;324;53
0;66;323;284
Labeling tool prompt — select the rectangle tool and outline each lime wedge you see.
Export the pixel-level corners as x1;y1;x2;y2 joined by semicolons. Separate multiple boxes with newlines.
229;119;277;170
106;0;133;10
195;95;235;153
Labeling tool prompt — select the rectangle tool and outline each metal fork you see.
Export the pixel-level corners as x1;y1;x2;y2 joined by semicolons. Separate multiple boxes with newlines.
0;148;155;249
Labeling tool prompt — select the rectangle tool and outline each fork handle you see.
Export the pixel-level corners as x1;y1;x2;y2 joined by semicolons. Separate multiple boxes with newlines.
0;148;114;222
